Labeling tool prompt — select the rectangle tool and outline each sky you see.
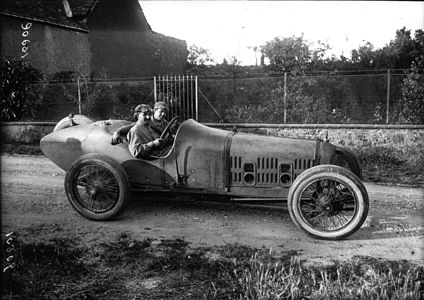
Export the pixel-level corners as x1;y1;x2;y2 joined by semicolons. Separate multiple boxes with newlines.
140;1;424;65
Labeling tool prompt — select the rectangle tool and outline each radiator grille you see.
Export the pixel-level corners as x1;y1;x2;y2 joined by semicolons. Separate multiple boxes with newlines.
256;157;279;184
231;156;243;183
293;158;315;179
230;156;315;185
231;156;279;185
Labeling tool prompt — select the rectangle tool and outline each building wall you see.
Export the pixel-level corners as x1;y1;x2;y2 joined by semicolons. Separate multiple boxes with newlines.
1;1;187;79
88;0;187;79
144;31;189;75
0;15;90;75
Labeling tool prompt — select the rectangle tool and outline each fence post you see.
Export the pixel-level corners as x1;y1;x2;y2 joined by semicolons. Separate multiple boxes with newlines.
386;69;391;124
284;72;287;124
153;76;157;102
77;76;81;114
195;75;198;121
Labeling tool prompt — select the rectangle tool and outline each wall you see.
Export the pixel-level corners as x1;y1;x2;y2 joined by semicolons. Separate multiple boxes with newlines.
1;123;55;144
0;15;90;75
266;128;424;152
88;0;187;79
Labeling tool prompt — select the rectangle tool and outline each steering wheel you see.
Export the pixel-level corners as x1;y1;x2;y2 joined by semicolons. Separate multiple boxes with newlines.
160;116;180;145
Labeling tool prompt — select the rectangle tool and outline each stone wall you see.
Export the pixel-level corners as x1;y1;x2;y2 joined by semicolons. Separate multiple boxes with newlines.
264;128;424;152
1;123;55;144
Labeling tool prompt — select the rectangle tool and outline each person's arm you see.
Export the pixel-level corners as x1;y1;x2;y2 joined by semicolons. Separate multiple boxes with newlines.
127;130;161;158
117;123;134;136
111;123;134;145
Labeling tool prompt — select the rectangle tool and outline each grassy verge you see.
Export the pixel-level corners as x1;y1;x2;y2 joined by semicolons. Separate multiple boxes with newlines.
3;235;423;299
1;144;43;155
355;146;424;186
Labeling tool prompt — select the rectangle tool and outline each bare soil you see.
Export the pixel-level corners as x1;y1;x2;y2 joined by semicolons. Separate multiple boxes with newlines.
1;154;423;265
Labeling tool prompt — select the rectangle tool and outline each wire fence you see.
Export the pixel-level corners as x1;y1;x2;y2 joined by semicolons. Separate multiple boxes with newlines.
25;70;411;124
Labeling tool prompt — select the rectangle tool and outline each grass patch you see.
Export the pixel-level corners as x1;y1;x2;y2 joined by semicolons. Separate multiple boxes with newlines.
1;143;43;155
2;237;125;299
355;146;424;186
3;235;423;299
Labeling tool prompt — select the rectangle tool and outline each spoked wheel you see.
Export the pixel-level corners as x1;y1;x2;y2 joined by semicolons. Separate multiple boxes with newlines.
65;154;130;220
288;165;369;240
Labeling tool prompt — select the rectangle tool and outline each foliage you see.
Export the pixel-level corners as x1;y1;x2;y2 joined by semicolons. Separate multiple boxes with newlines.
109;82;154;120
52;70;106;118
224;74;357;124
186;44;215;74
0;57;43;121
50;71;154;120
188;28;424;124
261;35;314;74
399;55;424;124
4;236;423;299
354;145;424;185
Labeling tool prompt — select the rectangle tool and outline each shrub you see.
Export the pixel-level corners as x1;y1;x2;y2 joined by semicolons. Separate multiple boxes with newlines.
0;57;43;121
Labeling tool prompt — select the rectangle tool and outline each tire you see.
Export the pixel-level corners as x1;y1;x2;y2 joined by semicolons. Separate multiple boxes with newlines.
54;114;94;132
65;154;130;220
288;165;369;240
332;147;362;179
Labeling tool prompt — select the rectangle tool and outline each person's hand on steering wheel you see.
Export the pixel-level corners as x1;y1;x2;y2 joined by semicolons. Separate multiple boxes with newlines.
152;138;163;147
160;116;180;145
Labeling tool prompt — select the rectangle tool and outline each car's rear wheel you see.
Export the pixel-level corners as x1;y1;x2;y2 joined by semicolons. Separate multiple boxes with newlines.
65;154;130;220
288;165;368;240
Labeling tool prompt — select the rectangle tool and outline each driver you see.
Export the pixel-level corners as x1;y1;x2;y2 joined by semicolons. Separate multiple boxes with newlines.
126;104;165;158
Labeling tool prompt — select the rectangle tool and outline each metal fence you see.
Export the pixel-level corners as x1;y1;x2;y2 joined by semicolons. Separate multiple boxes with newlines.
154;75;198;121
25;70;411;124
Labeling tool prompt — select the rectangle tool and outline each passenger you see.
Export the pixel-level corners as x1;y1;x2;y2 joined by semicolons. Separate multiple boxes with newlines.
150;101;169;136
126;104;164;158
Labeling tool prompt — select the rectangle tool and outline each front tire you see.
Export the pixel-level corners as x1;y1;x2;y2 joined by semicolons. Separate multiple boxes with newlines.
65;154;130;220
288;165;368;240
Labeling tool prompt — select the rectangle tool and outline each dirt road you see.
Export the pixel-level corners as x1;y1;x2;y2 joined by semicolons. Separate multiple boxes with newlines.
1;154;423;265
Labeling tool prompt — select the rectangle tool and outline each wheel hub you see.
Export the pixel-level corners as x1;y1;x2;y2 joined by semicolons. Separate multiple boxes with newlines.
323;204;333;212
87;180;104;198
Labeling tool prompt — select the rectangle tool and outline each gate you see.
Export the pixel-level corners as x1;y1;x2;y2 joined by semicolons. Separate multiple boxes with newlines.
154;75;198;121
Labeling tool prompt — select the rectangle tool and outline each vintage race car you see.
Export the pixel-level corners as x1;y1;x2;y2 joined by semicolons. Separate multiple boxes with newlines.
40;114;369;240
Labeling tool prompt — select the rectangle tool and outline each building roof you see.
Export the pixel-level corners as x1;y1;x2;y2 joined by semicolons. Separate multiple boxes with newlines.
0;0;98;32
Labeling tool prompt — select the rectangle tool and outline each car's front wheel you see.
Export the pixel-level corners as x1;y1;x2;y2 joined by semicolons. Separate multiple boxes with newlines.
65;154;130;220
288;165;369;240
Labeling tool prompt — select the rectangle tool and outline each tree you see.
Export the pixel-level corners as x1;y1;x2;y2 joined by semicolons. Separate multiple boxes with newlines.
400;55;424;124
0;57;43;121
351;42;376;68
186;44;215;74
51;70;106;117
260;35;314;74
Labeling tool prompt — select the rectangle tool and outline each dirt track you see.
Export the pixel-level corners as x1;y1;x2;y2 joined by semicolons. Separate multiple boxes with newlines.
1;154;423;265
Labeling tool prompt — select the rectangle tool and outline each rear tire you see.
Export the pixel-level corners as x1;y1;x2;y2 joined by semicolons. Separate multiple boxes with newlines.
65;154;130;220
288;165;368;240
